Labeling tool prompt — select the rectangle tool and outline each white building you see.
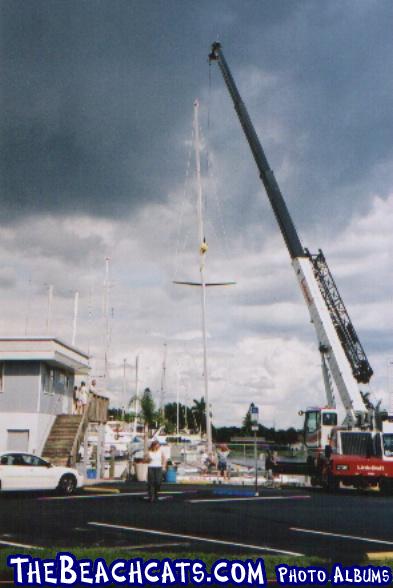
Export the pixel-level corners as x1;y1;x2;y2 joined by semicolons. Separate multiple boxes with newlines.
0;337;90;455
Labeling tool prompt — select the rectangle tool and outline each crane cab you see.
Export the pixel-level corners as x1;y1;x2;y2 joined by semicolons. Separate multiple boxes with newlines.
302;407;338;456
377;417;393;461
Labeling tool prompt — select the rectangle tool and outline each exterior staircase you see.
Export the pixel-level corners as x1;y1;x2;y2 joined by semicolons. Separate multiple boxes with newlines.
42;415;83;466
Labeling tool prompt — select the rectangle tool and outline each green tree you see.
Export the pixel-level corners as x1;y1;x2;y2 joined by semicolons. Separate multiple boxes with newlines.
163;402;196;433
242;409;252;435
192;397;206;434
140;388;157;452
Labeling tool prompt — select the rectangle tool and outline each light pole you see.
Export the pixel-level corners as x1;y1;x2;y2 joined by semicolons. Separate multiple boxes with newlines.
250;403;259;496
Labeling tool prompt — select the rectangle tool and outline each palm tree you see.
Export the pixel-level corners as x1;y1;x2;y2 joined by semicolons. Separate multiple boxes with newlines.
192;397;206;434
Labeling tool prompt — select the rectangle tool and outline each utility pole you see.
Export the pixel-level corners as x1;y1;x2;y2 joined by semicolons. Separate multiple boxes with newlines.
250;403;259;496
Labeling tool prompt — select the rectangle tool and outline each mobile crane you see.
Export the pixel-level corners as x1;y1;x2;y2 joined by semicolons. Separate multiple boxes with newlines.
209;42;393;491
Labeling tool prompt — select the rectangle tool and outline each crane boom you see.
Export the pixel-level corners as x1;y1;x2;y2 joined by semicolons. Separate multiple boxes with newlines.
209;43;304;260
209;42;374;426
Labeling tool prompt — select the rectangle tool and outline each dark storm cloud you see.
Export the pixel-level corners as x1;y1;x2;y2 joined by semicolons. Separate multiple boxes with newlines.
206;1;393;238
0;1;208;219
1;0;392;228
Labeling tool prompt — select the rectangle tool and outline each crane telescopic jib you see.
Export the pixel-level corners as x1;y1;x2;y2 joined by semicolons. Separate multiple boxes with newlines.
209;41;375;427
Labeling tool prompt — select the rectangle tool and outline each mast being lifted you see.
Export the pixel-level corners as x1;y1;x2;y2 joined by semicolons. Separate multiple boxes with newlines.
209;42;376;429
174;99;235;452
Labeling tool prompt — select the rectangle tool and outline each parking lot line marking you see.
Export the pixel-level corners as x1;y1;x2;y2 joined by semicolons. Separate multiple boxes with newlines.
291;527;393;546
89;521;304;556
38;492;147;500
189;495;311;504
83;487;120;493
131;542;190;550
38;491;186;501
0;539;43;550
367;552;393;560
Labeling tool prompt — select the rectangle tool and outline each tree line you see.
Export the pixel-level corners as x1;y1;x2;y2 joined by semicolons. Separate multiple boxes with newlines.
108;388;300;445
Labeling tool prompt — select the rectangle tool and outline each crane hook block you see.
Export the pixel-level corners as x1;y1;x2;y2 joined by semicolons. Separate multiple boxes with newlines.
209;42;221;61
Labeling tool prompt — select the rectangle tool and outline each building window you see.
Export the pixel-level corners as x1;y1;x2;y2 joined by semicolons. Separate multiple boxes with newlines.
56;371;66;386
42;365;55;395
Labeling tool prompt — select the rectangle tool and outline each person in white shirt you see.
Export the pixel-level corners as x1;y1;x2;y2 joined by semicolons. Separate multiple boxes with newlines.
89;379;97;395
216;444;231;480
146;440;167;502
79;381;88;414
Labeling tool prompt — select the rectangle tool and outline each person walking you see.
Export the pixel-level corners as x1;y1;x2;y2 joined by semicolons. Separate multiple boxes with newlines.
146;440;166;502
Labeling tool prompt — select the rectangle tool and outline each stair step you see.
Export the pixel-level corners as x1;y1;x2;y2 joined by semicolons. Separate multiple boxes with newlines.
49;432;79;437
42;414;86;468
50;424;80;429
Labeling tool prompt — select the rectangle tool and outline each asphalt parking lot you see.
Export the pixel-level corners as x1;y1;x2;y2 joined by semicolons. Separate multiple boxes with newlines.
0;482;392;563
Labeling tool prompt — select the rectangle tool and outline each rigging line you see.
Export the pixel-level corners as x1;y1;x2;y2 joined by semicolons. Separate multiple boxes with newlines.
204;73;212;229
172;124;194;282
205;64;231;263
199;125;231;264
207;58;212;132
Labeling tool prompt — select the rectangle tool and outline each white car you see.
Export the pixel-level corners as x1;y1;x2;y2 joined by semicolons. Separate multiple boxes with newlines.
0;452;84;495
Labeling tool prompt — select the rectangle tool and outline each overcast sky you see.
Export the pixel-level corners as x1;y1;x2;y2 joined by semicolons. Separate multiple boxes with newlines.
1;1;392;428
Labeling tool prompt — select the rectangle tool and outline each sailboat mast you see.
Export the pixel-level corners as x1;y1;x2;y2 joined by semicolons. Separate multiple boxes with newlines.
133;355;139;434
160;342;168;415
104;256;110;386
122;357;127;417
46;284;54;334
72;290;79;346
193;99;213;454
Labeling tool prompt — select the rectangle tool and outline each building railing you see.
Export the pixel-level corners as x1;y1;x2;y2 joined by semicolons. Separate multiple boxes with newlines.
69;393;108;467
87;392;109;424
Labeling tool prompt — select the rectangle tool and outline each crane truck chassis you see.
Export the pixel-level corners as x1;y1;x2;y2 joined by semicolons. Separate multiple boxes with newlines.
304;408;393;492
209;42;393;492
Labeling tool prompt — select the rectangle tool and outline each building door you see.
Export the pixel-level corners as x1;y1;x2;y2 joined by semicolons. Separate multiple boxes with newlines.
7;430;29;452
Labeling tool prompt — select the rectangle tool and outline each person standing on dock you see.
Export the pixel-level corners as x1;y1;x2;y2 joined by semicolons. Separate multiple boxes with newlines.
72;385;79;414
79;381;88;415
89;379;97;396
217;444;231;480
146;440;167;502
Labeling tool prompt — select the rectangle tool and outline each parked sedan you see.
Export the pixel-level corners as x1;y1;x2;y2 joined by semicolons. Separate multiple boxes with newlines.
0;452;84;495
